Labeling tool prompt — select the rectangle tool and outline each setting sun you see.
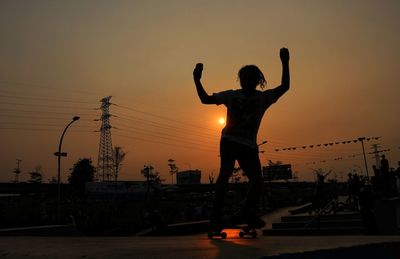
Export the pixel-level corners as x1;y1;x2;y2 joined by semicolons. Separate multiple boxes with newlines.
218;117;225;125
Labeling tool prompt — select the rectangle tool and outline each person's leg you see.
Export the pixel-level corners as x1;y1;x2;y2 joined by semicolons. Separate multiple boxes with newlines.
237;145;264;227
210;138;235;230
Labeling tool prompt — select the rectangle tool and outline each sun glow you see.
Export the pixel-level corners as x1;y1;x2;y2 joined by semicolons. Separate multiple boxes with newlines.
218;117;225;125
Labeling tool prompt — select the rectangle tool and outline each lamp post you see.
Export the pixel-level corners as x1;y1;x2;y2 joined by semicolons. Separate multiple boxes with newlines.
55;116;79;222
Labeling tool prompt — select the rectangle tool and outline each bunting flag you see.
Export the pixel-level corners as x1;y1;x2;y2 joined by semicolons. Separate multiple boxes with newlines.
303;149;390;166
273;136;380;152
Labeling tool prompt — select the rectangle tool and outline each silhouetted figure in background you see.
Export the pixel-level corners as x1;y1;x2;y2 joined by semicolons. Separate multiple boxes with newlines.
193;48;290;232
372;165;380;177
380;155;393;197
396;161;400;195
347;173;361;210
359;184;378;234
312;172;327;212
397;161;400;175
381;155;389;175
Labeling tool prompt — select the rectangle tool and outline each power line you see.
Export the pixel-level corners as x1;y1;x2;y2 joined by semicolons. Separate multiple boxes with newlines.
1;109;97;116
113;103;219;132
0;121;96;129
112;118;218;142
114;133;216;153
1;102;96;110
0;127;94;133
113;112;218;139
113;127;217;150
0;114;95;121
0;93;94;104
0;80;101;96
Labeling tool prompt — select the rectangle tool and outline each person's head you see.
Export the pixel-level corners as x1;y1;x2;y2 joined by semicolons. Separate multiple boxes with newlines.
237;65;266;91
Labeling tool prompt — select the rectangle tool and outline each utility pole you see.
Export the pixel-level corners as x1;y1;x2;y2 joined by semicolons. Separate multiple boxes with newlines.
358;137;369;179
370;143;381;168
13;159;22;183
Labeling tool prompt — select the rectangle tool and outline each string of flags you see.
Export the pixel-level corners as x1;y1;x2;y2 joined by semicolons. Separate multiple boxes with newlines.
304;149;390;165
273;136;381;152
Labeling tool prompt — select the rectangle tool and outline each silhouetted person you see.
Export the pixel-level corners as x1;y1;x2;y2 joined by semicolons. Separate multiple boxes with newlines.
381;155;389;175
380;155;392;197
193;48;290;232
389;168;398;196
312;172;326;212
396;161;400;195
397;161;400;175
372;165;380;177
349;173;361;210
359;184;378;234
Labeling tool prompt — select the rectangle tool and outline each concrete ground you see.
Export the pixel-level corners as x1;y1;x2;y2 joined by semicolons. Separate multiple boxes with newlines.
1;207;400;258
1;234;400;258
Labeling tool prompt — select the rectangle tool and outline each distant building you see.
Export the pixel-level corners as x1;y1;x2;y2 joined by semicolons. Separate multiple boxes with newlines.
262;164;292;182
176;170;201;185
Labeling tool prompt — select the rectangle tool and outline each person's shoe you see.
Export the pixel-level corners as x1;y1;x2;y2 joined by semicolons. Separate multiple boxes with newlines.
209;215;223;233
209;222;223;233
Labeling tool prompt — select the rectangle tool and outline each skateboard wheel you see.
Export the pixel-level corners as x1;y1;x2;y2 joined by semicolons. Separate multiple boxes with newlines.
251;231;257;238
221;232;227;239
239;231;245;238
207;232;213;239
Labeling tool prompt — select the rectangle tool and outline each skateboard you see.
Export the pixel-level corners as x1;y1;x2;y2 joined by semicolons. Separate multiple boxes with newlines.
207;224;258;239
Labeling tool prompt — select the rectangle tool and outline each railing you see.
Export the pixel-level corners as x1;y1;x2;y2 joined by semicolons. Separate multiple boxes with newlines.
302;199;335;232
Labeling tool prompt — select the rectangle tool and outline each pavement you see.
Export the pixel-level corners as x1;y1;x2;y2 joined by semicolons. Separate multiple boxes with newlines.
1;207;400;258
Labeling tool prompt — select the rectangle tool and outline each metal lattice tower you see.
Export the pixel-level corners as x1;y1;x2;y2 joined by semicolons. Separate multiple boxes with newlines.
97;96;115;181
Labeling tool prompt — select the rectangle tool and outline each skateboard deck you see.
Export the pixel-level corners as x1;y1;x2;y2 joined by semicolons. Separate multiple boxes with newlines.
207;224;258;239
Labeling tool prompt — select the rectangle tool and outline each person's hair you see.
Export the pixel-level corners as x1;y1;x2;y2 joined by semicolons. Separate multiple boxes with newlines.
237;65;267;89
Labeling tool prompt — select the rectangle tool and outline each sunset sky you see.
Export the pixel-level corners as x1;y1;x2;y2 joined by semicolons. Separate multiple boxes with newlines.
1;0;399;183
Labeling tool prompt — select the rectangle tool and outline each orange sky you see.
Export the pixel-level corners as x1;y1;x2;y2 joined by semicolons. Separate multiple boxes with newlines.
1;1;399;183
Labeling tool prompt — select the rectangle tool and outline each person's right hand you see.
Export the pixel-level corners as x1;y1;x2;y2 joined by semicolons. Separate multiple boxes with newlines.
280;48;290;63
193;63;203;80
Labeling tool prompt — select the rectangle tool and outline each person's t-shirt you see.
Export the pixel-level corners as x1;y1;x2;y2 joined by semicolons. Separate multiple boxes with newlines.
213;89;277;149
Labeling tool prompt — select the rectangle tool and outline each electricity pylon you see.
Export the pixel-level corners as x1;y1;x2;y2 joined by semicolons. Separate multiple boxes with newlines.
97;96;115;181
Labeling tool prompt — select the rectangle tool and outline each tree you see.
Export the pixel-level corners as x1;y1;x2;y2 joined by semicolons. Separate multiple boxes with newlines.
167;159;179;184
68;158;95;196
28;165;43;184
114;146;126;181
141;164;164;198
141;164;162;185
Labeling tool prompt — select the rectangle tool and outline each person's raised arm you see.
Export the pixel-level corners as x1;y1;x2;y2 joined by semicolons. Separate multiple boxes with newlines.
272;48;290;99
193;63;216;104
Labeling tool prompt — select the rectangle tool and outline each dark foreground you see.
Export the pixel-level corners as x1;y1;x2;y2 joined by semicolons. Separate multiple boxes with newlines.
1;235;400;258
1;208;400;258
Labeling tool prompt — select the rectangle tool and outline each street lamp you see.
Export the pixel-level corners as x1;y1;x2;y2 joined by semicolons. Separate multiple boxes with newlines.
54;116;79;222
